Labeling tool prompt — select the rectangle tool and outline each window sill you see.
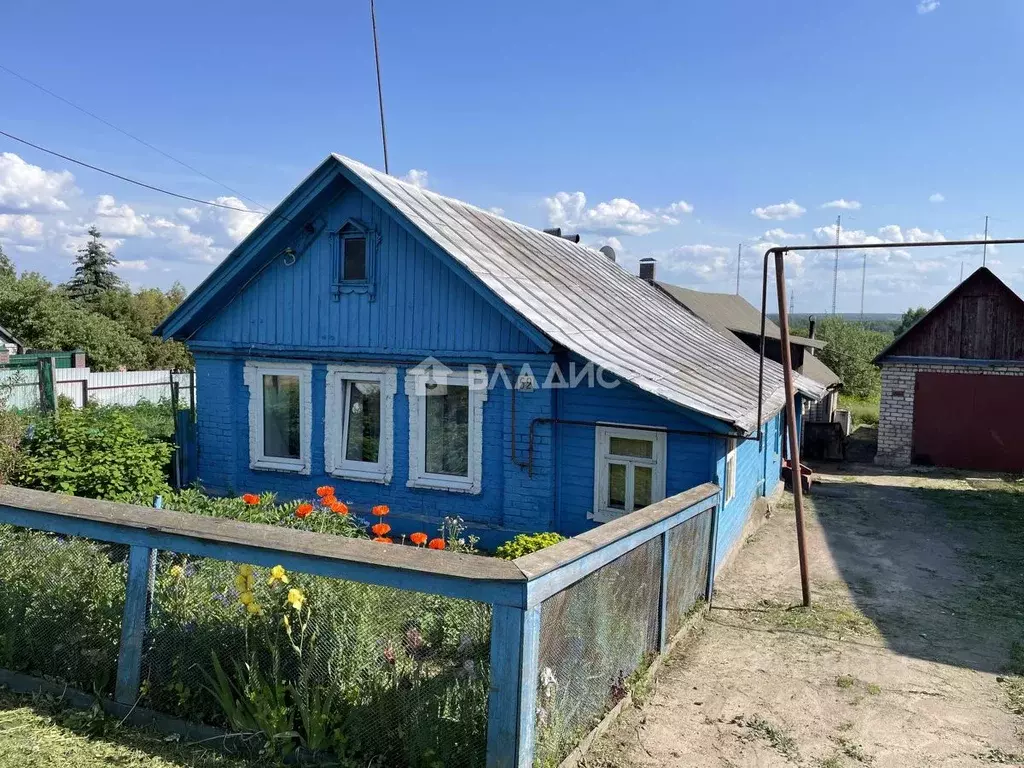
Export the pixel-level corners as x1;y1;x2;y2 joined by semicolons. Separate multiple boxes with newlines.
407;475;480;494
250;458;309;475
326;466;391;485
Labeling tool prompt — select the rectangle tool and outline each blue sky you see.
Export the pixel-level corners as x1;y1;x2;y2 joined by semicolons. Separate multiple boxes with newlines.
1;0;1022;313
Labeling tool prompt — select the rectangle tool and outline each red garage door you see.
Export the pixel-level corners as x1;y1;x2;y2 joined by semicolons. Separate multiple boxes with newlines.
912;372;1024;472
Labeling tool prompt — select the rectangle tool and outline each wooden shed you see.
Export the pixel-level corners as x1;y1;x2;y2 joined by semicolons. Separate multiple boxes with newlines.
874;267;1024;470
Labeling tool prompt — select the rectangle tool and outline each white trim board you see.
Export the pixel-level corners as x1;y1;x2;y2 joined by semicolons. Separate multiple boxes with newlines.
244;361;312;475
324;364;397;484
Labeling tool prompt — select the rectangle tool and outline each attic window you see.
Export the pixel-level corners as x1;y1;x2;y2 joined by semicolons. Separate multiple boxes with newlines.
333;220;377;299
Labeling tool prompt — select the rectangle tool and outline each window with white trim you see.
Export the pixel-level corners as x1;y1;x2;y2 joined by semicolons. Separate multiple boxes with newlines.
592;425;667;522
244;361;312;474
325;365;396;483
725;436;737;503
406;368;487;493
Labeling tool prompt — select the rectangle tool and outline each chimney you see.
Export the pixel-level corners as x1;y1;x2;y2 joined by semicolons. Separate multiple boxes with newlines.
807;315;816;357
639;257;657;283
543;227;581;244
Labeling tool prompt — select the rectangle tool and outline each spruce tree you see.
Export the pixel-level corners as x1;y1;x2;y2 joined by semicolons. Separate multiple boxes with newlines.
65;227;122;301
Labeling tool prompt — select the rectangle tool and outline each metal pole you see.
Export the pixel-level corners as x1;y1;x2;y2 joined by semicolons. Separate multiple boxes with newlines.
370;0;390;174
982;215;989;267
736;243;742;295
831;215;841;315
773;252;812;607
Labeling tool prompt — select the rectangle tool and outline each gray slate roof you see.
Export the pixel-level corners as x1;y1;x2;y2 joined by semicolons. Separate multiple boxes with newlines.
656;282;841;390
337;155;825;432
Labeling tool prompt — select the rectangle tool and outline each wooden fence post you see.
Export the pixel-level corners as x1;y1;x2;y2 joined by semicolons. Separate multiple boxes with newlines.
485;603;540;768
115;544;154;705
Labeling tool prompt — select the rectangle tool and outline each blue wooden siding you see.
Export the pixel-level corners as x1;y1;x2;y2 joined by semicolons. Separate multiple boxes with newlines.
194;184;541;356
554;375;716;536
193;353;556;547
712;408;784;570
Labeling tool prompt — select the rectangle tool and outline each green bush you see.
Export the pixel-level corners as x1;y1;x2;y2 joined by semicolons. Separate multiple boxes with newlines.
495;531;565;560
14;406;172;501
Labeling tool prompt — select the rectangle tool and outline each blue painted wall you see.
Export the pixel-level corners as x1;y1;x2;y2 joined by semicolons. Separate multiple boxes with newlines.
188;176;787;551
194;184;541;356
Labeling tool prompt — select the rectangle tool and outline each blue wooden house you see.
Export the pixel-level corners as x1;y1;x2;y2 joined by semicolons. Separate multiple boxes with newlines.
157;155;824;560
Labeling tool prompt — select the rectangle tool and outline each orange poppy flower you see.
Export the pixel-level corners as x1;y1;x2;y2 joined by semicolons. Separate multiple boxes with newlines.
321;495;337;508
371;522;391;537
410;532;428;546
295;503;313;519
428;538;445;550
331;501;349;516
241;493;260;506
373;536;394;544
372;504;390;517
315;485;335;498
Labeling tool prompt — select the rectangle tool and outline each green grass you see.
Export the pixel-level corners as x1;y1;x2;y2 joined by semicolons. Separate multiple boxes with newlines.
743;715;799;761
839;394;880;427
0;689;262;768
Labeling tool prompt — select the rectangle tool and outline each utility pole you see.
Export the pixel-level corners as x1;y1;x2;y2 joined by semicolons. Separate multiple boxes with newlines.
982;215;989;267
860;252;867;321
370;0;390;174
831;215;841;315
735;243;742;295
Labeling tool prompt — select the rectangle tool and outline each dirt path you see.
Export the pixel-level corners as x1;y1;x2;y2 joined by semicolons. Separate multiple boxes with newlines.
589;466;1024;767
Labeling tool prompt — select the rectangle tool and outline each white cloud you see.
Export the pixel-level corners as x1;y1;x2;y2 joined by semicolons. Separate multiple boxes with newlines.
117;259;149;271
929;193;945;203
821;199;862;210
917;0;939;13
487;206;505;216
94;194;152;237
751;200;806;221
544;191;689;236
401;169;429;189
660;244;733;281
208;197;263;242
0;213;44;240
0;153;76;213
759;228;805;241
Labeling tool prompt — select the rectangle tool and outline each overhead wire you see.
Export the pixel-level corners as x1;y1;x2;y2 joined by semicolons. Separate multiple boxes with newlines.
0;62;270;212
0;128;286;218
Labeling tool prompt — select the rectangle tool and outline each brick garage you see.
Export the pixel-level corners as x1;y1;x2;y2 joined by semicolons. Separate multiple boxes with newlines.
875;267;1024;470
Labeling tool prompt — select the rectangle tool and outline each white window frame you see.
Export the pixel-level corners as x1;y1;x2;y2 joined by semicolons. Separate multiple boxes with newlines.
324;364;396;483
244;361;312;474
405;369;488;494
725;436;738;503
591;425;667;523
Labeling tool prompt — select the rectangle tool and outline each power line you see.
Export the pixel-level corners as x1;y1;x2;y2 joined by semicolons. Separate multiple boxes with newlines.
0;62;270;212
0;128;273;216
370;0;390;174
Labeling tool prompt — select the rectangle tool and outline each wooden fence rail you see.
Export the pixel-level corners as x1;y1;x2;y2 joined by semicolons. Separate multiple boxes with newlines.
0;482;720;768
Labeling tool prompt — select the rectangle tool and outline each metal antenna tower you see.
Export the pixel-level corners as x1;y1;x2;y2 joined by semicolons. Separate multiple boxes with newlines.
735;243;742;295
831;215;841;314
983;215;989;266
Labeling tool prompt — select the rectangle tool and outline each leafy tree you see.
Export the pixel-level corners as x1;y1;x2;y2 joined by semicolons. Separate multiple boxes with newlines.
894;306;928;338
815;316;892;399
64;227;123;302
0;245;15;280
93;284;192;369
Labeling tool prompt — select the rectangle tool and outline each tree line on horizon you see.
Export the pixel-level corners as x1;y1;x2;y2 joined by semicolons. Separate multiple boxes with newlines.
0;228;191;371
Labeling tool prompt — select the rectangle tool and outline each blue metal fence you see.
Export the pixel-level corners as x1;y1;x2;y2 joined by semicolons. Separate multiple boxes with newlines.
0;482;719;767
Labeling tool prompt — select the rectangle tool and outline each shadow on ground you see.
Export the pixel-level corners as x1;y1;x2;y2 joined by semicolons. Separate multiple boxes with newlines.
809;471;1024;675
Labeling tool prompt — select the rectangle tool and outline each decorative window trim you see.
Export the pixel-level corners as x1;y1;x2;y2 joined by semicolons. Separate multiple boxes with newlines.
405;368;488;494
591;425;667;523
324;364;397;484
244;361;312;474
725;436;738;503
330;218;379;301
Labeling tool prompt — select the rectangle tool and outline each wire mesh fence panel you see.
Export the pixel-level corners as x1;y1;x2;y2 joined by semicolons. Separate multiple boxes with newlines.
141;552;492;767
533;537;663;766
664;509;713;639
0;525;127;696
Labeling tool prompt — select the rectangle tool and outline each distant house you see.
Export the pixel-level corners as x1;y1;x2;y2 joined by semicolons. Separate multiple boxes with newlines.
650;275;842;422
156;154;824;556
0;323;25;358
875;266;1024;471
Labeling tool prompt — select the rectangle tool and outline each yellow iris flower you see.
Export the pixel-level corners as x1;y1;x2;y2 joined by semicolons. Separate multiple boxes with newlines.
239;591;254;605
246;602;263;615
286;588;305;611
169;565;184;579
267;565;289;585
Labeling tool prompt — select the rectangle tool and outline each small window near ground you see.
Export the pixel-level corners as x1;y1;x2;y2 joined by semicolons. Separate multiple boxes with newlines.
592;425;667;523
325;365;396;483
725;436;737;503
245;362;312;474
406;369;487;493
